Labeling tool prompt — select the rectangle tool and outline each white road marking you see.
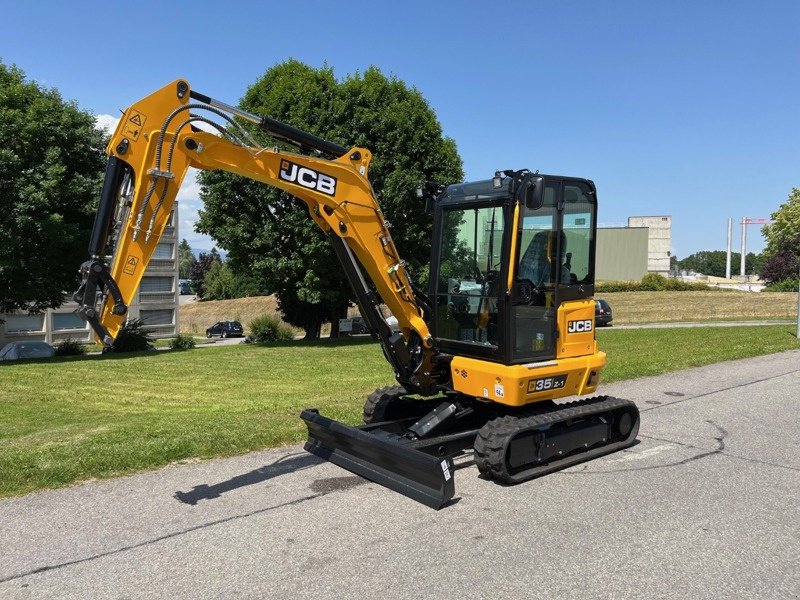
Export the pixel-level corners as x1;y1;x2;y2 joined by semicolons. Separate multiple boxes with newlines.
604;444;677;463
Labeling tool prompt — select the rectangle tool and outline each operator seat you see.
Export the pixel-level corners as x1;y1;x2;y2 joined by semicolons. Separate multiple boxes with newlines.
519;230;569;288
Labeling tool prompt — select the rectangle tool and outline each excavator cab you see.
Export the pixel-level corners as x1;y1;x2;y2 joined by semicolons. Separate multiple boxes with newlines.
429;174;597;366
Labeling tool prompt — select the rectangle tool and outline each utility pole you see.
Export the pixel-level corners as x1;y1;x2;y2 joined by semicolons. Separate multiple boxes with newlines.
739;217;770;279
796;266;800;339
740;219;747;277
725;218;732;279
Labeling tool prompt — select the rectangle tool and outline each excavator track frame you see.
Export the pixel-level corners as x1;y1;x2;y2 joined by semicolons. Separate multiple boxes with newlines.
474;396;640;483
302;395;640;509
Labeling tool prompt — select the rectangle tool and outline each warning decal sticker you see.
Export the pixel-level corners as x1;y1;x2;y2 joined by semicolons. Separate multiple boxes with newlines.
122;110;147;141
123;255;139;275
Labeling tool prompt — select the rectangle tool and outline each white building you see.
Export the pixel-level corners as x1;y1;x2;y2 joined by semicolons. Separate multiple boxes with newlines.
0;208;180;346
627;215;672;275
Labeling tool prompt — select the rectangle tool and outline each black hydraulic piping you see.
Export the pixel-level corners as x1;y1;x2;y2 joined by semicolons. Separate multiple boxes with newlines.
188;90;347;159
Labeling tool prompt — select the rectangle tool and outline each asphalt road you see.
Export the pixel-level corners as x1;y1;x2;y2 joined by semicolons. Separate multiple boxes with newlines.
1;350;799;599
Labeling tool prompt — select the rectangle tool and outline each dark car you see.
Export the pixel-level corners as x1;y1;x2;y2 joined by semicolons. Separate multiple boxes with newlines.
350;317;368;334
206;320;244;338
595;299;613;327
0;341;55;361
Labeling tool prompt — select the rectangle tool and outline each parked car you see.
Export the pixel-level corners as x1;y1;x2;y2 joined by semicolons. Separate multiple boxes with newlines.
178;279;192;295
206;320;244;338
338;317;368;336
0;341;55;361
595;299;613;327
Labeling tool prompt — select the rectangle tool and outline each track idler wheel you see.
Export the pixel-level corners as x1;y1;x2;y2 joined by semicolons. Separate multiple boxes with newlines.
363;385;408;423
363;385;441;424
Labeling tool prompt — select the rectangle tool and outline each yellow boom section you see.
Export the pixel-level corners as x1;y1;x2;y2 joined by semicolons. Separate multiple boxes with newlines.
98;80;431;350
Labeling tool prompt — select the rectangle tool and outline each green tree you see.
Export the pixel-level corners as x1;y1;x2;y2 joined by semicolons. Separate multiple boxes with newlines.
178;238;193;279
189;248;221;299
762;188;800;256
677;250;761;277
203;260;266;300
760;235;800;284
0;61;107;313
198;60;463;338
203;261;237;300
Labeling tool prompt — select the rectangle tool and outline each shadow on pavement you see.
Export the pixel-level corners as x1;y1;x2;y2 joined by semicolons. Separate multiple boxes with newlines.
174;452;323;505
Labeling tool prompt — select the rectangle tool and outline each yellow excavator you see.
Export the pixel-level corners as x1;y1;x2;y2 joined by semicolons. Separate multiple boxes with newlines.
75;80;639;508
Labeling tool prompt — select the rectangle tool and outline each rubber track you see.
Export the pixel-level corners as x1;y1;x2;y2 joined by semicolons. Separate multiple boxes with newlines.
363;385;407;424
473;396;638;483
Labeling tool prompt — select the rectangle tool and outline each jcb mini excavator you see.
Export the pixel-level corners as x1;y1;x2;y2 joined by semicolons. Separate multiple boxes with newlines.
75;80;639;508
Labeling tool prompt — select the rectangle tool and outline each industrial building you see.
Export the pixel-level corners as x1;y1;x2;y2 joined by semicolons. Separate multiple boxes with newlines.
595;216;672;281
627;216;672;274
0;208;180;347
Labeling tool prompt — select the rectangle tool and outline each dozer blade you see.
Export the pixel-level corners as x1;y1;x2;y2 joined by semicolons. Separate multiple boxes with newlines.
301;409;455;510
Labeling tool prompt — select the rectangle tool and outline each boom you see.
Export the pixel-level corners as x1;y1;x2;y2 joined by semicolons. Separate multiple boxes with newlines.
75;80;438;393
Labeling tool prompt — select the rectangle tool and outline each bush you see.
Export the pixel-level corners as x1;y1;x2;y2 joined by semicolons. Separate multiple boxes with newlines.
596;274;710;293
249;314;294;343
109;318;154;353
763;278;800;292
169;334;196;350
53;338;86;356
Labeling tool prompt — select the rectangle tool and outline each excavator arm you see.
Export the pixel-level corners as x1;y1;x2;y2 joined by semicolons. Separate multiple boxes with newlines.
75;79;438;392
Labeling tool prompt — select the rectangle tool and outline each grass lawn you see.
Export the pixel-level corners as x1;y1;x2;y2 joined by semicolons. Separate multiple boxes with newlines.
601;290;797;323
1;326;798;498
180;291;799;334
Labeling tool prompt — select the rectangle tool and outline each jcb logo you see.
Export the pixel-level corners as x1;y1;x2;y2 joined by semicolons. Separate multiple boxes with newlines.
279;160;337;196
568;319;593;333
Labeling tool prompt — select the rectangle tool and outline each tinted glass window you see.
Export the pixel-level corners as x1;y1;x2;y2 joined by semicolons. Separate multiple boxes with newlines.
4;314;45;333
140;309;174;325
139;276;173;292
153;243;173;259
436;205;505;347
561;182;595;285
53;313;87;330
517;184;559;287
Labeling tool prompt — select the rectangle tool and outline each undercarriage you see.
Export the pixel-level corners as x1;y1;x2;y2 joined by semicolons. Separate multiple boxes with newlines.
301;389;640;509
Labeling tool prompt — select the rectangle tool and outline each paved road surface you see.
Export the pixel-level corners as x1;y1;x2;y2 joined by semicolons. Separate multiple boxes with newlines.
2;351;798;599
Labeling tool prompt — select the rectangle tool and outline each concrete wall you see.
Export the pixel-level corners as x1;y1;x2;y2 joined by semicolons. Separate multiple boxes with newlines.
596;227;649;281
628;215;672;274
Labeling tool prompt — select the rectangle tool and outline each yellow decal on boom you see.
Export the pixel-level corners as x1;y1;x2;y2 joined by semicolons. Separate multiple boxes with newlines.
123;255;139;275
122;110;147;140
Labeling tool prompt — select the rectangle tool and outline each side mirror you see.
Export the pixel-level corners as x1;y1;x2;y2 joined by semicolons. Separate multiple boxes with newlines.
519;176;544;210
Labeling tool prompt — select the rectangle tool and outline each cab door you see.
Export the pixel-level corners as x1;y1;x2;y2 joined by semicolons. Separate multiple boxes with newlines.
508;178;597;363
430;200;509;362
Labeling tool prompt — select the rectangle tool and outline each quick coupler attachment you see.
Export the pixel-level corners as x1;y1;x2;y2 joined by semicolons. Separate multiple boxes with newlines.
301;409;456;510
74;259;127;346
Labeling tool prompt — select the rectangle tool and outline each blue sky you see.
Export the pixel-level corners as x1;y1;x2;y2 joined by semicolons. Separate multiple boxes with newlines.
2;0;797;257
